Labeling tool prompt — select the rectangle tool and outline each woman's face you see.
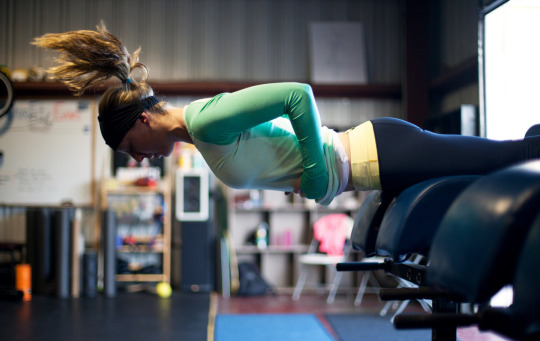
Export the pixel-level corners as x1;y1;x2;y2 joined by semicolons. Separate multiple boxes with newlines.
116;112;174;162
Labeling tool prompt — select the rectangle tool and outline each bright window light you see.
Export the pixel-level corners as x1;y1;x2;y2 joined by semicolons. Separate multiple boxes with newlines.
490;285;513;308
485;0;540;139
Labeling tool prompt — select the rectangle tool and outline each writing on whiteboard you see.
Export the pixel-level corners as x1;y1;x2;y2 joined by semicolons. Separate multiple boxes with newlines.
0;99;93;205
15;167;54;193
10;101;83;134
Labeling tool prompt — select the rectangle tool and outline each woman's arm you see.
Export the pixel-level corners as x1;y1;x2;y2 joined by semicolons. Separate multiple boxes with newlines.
189;82;328;199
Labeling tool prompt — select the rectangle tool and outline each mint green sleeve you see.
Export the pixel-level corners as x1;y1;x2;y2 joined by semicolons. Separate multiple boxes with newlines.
189;82;328;200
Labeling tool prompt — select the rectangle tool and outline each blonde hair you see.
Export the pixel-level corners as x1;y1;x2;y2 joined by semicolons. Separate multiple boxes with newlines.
32;24;163;116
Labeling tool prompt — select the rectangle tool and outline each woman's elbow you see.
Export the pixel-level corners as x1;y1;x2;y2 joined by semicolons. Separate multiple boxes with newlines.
286;83;315;106
291;82;313;96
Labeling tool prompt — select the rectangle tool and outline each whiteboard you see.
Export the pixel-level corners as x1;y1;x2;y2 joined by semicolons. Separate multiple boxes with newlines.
0;99;94;206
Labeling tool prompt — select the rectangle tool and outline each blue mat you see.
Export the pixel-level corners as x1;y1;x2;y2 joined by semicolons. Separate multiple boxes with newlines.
326;314;433;341
215;314;334;341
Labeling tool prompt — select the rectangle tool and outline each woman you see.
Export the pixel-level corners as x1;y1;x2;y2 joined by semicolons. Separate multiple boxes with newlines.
33;25;540;206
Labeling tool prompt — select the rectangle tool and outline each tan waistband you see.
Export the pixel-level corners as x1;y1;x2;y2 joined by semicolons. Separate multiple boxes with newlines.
347;121;381;190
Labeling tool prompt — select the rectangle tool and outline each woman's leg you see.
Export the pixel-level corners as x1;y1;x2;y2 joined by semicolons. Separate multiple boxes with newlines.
371;117;540;191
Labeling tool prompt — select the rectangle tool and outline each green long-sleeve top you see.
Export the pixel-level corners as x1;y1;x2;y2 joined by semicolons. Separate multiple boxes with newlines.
184;82;329;200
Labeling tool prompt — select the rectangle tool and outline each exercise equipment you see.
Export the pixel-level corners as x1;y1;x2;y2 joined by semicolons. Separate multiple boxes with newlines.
339;175;479;282
340;176;478;332
375;175;479;262
350;190;397;256
395;209;540;341
0;242;25;301
392;160;540;340
0;70;13;119
427;160;540;303
15;264;31;301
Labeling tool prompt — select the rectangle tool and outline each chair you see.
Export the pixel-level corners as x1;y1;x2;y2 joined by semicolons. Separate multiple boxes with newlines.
353;256;386;307
292;213;354;303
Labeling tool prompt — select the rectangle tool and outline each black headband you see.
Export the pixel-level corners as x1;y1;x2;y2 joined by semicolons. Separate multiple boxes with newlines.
98;96;160;150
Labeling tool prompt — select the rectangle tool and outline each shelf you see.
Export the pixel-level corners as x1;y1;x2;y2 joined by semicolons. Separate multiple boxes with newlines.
13;80;402;99
233;203;359;213
116;274;167;282
233;204;310;213
104;183;168;195
103;178;172;285
117;246;164;253
236;245;310;254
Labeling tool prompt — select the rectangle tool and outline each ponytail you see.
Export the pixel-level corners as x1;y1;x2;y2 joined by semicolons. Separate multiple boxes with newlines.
33;24;165;150
32;23;148;96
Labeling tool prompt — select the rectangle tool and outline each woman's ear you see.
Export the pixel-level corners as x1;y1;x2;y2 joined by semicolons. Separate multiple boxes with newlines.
138;112;151;125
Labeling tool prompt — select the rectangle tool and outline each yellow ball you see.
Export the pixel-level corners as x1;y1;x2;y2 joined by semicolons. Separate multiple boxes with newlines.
156;282;172;298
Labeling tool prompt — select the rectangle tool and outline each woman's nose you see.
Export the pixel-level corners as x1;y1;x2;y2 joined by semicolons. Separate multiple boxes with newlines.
131;153;144;163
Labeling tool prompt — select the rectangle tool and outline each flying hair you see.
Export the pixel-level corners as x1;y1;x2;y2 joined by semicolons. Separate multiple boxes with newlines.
32;23;148;96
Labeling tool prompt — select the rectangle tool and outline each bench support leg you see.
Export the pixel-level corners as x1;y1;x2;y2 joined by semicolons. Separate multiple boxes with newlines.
432;298;457;341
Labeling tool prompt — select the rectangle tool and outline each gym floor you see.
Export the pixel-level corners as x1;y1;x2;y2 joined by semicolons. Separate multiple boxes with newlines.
216;294;511;341
0;291;510;341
